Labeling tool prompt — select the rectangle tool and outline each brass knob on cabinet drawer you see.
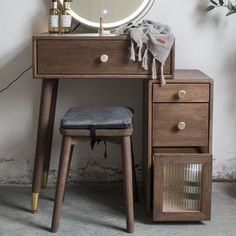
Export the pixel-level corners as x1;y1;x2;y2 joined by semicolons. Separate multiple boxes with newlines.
178;90;186;99
100;54;109;63
178;122;186;130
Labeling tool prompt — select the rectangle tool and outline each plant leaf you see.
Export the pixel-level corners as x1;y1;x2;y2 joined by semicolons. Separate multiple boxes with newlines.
219;0;224;6
226;9;236;16
227;1;234;10
210;0;218;5
205;5;216;11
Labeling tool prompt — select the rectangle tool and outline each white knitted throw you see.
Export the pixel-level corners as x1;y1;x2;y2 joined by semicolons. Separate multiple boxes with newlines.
113;20;175;86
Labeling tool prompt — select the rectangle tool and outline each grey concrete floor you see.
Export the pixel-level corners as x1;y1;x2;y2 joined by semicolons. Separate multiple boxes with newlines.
0;182;235;236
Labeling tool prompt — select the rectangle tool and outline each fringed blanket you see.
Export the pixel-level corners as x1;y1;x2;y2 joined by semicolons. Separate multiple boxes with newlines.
113;20;175;86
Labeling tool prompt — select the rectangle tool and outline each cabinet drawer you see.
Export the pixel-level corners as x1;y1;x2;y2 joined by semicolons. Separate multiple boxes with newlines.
152;84;209;103
153;153;212;221
34;38;174;77
153;103;209;147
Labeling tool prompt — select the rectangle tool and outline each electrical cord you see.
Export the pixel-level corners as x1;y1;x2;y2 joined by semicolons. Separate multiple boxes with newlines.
0;22;79;95
0;66;32;94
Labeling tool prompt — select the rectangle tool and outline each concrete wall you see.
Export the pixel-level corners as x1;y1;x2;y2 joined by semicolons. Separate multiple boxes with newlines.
0;0;235;184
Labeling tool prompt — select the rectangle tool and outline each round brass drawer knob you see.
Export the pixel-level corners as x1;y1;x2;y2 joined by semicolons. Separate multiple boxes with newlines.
178;90;186;99
100;54;109;63
178;122;186;130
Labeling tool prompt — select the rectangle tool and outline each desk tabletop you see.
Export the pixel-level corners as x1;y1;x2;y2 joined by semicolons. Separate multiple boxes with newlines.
33;33;128;41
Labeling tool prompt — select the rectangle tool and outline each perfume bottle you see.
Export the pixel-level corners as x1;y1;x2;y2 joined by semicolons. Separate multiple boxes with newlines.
48;0;60;33
60;0;72;33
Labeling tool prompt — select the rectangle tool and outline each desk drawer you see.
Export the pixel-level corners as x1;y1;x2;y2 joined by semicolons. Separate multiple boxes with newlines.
34;38;174;77
153;84;209;103
152;103;209;147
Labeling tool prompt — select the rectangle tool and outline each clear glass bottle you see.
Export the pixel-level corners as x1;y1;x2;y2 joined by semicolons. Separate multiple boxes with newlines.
49;0;60;33
60;0;72;33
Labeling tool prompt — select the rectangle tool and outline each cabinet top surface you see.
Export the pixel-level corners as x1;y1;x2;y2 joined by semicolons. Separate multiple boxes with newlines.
173;70;213;82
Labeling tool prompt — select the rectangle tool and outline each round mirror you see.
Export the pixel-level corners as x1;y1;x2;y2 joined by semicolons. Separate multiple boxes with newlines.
59;0;155;29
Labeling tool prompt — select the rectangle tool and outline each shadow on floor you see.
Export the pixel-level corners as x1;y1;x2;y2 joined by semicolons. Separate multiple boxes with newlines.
0;183;208;233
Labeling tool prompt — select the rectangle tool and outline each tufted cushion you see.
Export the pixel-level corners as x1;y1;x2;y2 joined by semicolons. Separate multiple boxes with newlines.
61;106;134;129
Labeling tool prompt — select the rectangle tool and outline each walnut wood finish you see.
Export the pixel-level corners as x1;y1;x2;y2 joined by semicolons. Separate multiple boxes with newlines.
208;77;214;153
51;136;72;233
63;144;74;202
32;79;58;211
33;34;174;79
60;127;133;137
153;153;212;221
42;79;58;185
143;73;213;221
153;147;203;154
122;136;134;233
32;32;213;224
152;84;209;103
51;128;135;233
131;138;139;202
142;80;153;214
152;103;209;147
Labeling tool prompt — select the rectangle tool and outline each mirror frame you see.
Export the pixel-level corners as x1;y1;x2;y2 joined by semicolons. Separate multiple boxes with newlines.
59;0;155;29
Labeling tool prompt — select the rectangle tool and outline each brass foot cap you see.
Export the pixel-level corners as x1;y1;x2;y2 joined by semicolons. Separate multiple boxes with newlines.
32;192;39;213
41;171;49;188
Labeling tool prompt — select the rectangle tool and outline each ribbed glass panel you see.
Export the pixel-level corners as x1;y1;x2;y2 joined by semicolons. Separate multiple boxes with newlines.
163;164;202;212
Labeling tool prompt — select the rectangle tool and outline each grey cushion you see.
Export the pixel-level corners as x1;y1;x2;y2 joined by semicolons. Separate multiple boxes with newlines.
61;106;134;129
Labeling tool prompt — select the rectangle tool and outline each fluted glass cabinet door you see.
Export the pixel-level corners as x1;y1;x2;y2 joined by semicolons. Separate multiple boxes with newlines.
153;153;212;221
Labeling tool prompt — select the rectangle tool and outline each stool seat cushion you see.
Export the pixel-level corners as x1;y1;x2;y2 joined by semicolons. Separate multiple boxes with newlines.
61;106;134;129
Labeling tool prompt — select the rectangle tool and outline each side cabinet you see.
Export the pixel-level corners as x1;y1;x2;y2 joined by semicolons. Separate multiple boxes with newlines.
143;70;213;221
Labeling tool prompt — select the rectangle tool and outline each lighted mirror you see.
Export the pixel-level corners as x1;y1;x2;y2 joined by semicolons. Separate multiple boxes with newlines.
59;0;155;29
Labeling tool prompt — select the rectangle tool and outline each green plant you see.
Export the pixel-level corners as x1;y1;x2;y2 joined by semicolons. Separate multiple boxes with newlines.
206;0;236;16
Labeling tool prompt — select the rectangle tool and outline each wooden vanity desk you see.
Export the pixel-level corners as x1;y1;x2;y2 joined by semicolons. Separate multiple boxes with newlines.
32;33;213;222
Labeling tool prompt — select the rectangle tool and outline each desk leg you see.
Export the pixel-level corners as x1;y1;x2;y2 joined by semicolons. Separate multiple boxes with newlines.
32;79;58;213
42;80;58;188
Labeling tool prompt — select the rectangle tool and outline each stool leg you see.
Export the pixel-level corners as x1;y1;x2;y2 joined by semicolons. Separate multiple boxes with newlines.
66;144;74;184
63;144;74;202
131;138;139;202
51;136;72;233
122;136;134;233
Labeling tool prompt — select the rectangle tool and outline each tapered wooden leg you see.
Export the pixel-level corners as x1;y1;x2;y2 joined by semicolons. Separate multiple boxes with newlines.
51;136;72;233
63;145;74;202
42;80;58;188
32;79;58;213
122;136;134;233
131;138;139;202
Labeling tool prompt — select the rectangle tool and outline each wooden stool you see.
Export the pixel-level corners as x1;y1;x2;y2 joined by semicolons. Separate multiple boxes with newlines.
51;107;137;233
